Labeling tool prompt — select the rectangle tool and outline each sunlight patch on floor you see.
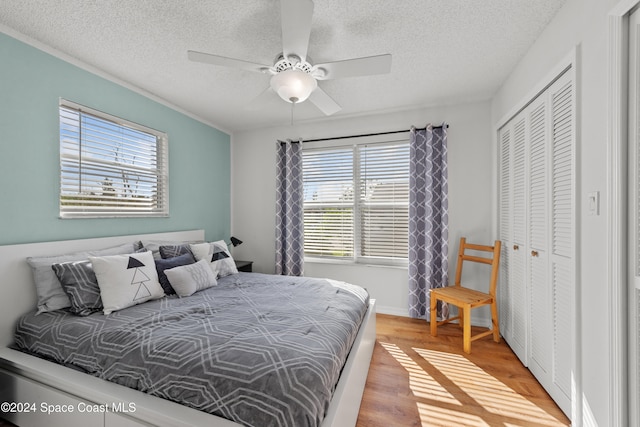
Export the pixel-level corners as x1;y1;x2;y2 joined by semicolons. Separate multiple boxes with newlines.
379;342;459;405
378;340;567;426
417;402;489;427
414;348;562;426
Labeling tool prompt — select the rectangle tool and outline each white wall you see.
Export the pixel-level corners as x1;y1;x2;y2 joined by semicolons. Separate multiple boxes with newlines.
491;0;617;424
231;101;493;317
231;101;495;322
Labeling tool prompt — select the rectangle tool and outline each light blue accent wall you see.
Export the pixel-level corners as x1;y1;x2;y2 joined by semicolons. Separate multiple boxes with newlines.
0;33;231;245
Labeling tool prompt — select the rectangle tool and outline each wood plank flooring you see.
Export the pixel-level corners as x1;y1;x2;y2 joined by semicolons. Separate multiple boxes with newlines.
356;314;570;427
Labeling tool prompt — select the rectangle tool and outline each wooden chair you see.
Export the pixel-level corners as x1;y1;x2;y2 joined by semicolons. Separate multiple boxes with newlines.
430;237;501;354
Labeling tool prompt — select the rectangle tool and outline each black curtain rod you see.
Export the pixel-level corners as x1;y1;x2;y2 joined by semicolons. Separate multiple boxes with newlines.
289;124;448;144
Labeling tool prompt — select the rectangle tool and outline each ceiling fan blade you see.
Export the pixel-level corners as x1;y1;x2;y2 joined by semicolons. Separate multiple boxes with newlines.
280;0;314;62
244;87;280;111
314;54;392;80
308;87;341;116
188;50;270;73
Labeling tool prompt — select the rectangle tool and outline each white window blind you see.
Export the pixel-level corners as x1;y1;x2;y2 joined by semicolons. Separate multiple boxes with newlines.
59;100;168;218
359;143;409;259
302;140;409;264
303;147;354;258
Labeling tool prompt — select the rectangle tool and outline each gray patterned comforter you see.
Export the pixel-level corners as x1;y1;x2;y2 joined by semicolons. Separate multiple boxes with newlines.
13;272;369;427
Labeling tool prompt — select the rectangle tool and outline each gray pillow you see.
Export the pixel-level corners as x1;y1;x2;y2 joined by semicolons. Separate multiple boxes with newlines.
27;242;135;313
52;260;102;316
140;240;202;260
159;244;193;259
154;252;196;295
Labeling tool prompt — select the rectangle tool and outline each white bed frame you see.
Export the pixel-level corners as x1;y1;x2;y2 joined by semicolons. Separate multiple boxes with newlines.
0;230;376;427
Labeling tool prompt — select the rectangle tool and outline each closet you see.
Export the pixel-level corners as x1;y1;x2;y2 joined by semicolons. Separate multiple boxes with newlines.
498;68;575;418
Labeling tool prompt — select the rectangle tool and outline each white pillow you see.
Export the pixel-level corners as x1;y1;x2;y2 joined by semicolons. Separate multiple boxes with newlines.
189;240;238;278
90;251;164;315
165;259;218;297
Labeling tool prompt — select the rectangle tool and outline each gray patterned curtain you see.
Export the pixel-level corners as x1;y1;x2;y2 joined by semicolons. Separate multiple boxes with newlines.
275;140;304;276
408;124;449;319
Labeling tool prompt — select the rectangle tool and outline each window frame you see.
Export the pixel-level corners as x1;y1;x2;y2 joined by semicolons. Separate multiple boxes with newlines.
302;133;410;267
59;99;169;219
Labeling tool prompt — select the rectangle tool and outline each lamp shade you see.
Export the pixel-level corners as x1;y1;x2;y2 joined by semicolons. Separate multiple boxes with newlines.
230;236;243;247
270;69;317;103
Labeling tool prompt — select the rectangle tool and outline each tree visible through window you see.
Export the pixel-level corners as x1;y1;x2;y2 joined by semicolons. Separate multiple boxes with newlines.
59;100;168;218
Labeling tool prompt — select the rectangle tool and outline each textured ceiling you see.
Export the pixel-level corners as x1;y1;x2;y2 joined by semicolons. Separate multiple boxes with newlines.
0;0;566;133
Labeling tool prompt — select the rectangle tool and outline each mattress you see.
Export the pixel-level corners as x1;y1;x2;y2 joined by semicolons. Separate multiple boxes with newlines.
13;272;369;427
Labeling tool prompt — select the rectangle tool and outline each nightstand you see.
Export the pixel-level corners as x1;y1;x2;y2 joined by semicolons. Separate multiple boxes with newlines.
235;260;253;272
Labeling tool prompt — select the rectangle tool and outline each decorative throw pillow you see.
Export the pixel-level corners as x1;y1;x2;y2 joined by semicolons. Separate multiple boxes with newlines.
90;251;164;315
189;240;238;278
140;239;202;259
154;252;196;295
164;259;218;297
51;260;102;316
27;242;136;314
159;244;193;259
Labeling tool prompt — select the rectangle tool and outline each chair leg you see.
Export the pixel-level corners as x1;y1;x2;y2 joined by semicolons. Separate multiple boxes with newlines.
463;305;471;354
430;293;438;337
458;306;464;328
491;300;500;343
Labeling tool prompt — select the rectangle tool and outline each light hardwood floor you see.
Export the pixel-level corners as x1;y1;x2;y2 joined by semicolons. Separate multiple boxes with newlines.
356;314;570;427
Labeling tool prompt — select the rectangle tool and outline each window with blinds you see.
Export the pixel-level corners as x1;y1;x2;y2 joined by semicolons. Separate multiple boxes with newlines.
59;100;168;218
302;140;409;264
303;147;354;257
359;143;409;259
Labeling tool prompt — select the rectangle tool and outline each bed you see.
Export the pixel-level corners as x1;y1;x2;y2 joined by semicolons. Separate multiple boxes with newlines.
0;230;376;427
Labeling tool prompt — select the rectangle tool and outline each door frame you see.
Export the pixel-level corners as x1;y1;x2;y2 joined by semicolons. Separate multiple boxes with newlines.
608;1;637;426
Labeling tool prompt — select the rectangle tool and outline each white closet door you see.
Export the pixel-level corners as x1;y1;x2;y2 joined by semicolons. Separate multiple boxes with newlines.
497;66;575;419
498;112;528;366
527;95;552;383
548;71;575;413
510;113;529;364
498;126;512;339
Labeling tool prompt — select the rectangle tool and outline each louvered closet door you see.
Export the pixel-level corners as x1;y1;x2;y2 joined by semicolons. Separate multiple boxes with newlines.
509;113;529;365
498;113;528;365
498;126;512;341
547;72;574;413
527;95;552;385
497;67;575;419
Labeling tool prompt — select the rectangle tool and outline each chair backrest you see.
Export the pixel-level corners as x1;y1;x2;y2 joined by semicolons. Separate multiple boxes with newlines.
454;237;502;297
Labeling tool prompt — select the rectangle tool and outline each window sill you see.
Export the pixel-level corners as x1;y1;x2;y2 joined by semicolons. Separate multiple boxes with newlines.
59;212;169;219
304;257;408;270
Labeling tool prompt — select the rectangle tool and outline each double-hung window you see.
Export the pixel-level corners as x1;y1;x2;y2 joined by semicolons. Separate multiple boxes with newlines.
302;137;409;265
59;100;169;218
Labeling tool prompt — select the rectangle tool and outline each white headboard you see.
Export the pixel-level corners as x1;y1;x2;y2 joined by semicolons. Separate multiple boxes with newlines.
0;229;205;347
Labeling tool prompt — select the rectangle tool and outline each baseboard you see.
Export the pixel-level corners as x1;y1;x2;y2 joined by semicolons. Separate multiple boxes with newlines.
374;305;492;329
375;305;410;317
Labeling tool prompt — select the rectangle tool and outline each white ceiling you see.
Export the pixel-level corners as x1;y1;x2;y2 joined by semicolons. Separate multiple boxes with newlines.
0;0;566;133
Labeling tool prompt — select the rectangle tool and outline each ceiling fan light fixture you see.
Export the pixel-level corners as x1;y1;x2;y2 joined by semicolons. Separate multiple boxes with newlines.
270;69;317;103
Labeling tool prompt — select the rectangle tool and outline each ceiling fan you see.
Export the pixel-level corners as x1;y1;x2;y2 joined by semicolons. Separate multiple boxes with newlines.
187;0;392;116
